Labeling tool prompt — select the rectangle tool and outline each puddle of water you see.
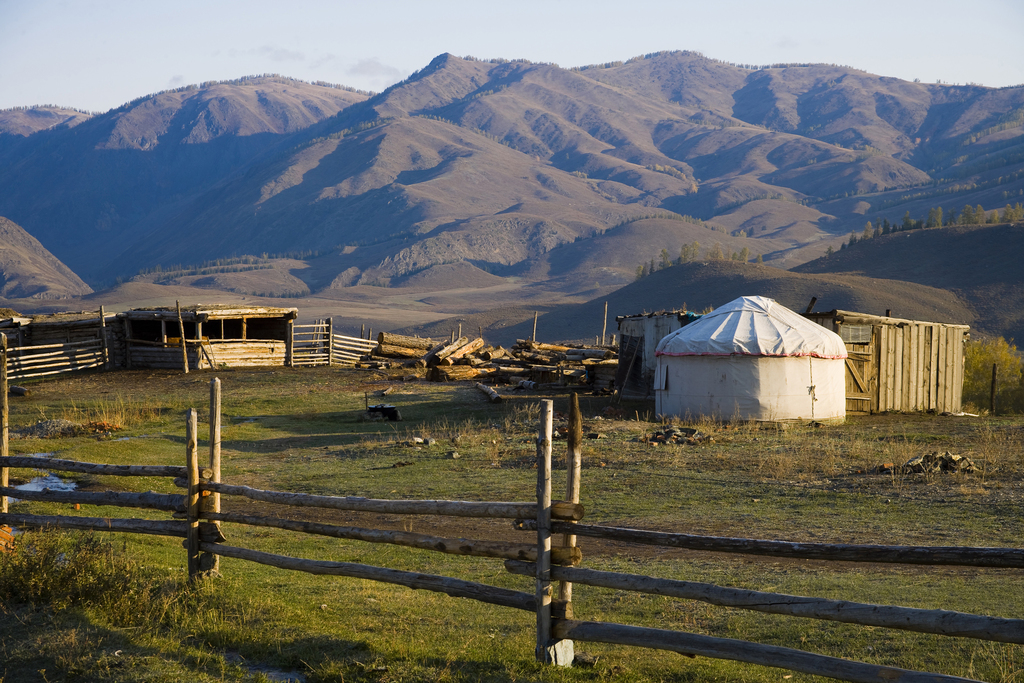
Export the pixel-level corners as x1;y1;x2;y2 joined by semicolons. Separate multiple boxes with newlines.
6;455;78;503
15;473;78;494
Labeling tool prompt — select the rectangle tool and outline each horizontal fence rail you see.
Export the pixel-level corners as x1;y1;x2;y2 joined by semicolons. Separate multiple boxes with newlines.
1;512;225;540
519;520;1024;569
551;620;979;683
200;511;581;565
1;486;185;512
505;561;1024;643
202;542;540;612
332;333;376;366
0;455;206;479
203;481;584;520
291;320;331;367
6;338;104;380
0;373;1016;683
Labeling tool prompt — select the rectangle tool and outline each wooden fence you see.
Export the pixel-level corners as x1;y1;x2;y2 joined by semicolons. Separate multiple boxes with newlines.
1;358;1020;681
291;318;376;367
1;307;112;381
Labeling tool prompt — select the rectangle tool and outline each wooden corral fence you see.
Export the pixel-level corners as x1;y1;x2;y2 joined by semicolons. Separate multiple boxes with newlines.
1;307;113;381
290;317;376;368
1;362;1020;681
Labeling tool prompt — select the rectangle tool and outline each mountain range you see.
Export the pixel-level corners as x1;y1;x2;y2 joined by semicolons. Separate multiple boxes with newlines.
1;50;1022;340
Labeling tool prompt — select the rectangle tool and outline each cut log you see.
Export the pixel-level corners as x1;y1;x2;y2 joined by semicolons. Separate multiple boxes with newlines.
448;337;485;360
488;365;531;376
481;346;509;361
476;382;503;403
374;343;425;359
566;349;614;360
377;332;436;350
420;340;451;366
517;340;572;353
428;366;487;382
431;336;469;366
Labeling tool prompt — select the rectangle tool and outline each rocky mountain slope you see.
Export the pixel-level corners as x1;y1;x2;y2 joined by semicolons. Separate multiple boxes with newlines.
0;217;93;298
1;52;1022;304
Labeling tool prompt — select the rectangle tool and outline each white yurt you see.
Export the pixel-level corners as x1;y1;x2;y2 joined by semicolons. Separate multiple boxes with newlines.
654;296;847;422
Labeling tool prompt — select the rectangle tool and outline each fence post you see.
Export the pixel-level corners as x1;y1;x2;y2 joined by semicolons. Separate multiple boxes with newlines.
99;305;111;370
176;301;189;374
287;319;294;367
990;363;997;416
1;335;7;514
558;392;582;614
185;409;200;579
328;317;335;366
200;379;222;574
536;399;573;665
602;301;608;346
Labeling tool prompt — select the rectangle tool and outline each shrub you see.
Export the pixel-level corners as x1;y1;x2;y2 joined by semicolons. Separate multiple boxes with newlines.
963;337;1024;413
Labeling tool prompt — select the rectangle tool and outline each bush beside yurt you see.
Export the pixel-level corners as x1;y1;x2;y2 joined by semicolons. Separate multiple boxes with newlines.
654;296;847;422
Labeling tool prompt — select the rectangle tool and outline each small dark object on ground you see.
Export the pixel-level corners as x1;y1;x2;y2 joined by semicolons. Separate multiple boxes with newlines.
367;404;402;421
8;385;29;397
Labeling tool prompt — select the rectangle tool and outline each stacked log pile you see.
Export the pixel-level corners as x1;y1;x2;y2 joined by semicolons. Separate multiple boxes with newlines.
370;333;618;390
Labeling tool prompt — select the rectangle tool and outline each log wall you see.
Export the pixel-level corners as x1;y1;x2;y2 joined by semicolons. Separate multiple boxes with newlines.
127;341;287;370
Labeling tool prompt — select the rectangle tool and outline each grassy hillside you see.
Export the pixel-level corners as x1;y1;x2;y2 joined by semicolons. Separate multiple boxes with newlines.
397;259;977;346
794;222;1024;343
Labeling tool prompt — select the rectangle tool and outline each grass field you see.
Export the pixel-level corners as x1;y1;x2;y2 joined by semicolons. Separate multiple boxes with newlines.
2;366;1023;682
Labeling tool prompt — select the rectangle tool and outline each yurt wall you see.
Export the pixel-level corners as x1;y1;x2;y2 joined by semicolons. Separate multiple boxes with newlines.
655;297;847;423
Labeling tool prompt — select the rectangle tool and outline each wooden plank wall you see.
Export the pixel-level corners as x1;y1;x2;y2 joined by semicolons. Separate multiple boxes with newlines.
875;323;964;413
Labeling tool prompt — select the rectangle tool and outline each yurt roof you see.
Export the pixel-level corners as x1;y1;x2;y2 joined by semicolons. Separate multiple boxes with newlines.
655;296;847;359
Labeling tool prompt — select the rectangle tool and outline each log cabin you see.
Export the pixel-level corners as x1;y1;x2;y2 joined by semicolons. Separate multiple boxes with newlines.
118;305;298;370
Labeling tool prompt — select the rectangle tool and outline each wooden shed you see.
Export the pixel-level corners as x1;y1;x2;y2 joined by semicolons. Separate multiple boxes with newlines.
119;305;298;370
0;309;121;380
616;310;701;399
803;309;969;414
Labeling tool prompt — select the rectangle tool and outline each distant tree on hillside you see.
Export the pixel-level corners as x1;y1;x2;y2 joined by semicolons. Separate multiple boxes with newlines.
660;248;672;270
709;243;725;259
863;221;873;240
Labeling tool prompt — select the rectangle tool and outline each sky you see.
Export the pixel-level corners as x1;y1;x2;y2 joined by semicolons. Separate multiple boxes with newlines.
1;0;1023;113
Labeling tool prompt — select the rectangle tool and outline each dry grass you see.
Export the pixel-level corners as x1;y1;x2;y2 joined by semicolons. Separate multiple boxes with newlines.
56;395;166;429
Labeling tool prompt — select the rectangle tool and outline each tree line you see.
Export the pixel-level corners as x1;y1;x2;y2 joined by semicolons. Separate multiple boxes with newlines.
833;202;1024;254
635;242;762;279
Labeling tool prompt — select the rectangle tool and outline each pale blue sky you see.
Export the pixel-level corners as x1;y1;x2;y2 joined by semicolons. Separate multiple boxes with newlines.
2;0;1022;112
